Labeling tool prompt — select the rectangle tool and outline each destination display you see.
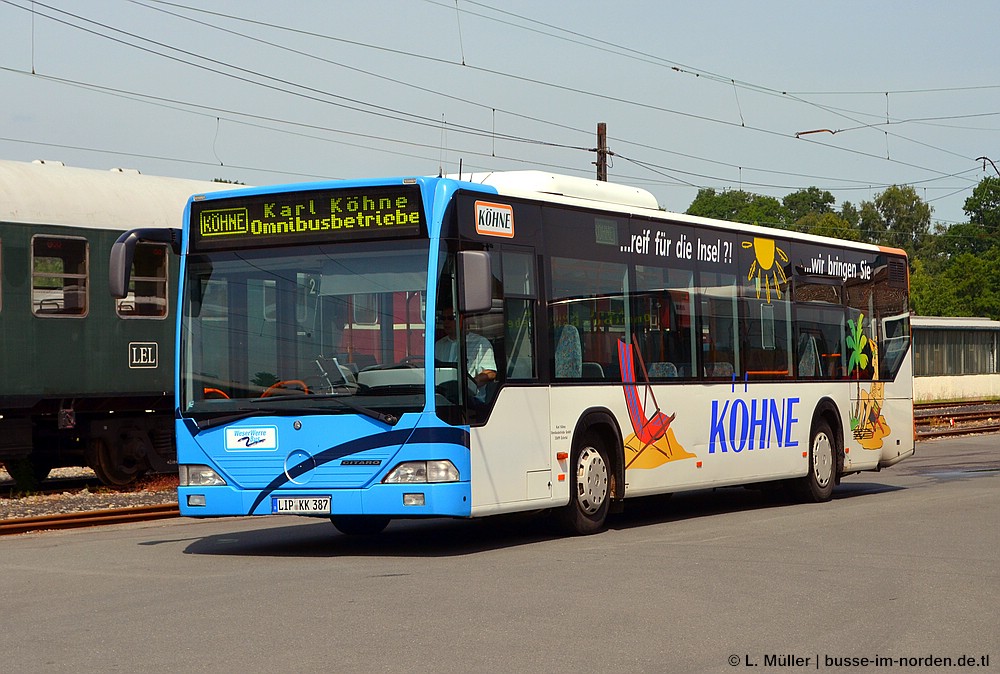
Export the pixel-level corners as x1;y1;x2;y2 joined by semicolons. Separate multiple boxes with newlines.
189;184;425;251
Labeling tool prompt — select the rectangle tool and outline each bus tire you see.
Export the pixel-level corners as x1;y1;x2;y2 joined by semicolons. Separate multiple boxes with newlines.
330;515;390;536
795;419;836;503
557;432;612;535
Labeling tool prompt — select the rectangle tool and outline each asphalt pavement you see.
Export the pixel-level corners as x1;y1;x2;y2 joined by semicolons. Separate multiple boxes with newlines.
1;435;997;673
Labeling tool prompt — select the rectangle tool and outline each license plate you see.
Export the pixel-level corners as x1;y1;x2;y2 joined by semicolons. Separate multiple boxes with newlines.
271;496;331;514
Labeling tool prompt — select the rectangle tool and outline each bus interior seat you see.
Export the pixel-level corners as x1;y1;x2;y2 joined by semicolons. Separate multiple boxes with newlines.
338;353;377;371
554;325;582;378
797;334;820;377
581;361;605;379
648;361;678;378
707;361;735;378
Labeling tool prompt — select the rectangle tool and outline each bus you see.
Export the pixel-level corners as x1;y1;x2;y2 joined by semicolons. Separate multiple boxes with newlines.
110;171;914;535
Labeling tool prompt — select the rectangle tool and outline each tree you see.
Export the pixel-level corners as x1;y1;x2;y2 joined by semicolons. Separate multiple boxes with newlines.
685;188;790;227
840;201;860;229
963;175;1000;236
783;187;835;222
910;250;1000;320
795;211;860;241
923;220;993;264
858;185;931;257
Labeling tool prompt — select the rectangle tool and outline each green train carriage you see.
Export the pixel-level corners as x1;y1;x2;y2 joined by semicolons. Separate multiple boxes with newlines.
0;159;230;489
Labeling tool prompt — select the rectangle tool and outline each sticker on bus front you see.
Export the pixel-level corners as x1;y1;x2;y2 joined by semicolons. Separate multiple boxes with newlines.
226;426;277;451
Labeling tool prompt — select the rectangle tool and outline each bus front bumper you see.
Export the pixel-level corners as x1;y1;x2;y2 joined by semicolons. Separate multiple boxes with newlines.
178;481;472;518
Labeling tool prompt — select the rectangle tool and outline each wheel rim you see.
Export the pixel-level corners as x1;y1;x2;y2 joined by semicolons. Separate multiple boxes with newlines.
575;446;609;515
812;431;833;488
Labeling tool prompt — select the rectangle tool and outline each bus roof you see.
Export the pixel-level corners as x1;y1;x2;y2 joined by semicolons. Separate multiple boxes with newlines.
458;170;662;211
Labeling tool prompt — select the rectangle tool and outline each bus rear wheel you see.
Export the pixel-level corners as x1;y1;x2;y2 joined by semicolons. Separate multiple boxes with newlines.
794;420;836;503
330;515;390;536
557;433;612;535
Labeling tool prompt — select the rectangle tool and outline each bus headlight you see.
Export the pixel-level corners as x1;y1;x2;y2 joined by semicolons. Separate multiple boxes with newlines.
383;460;459;484
179;464;227;487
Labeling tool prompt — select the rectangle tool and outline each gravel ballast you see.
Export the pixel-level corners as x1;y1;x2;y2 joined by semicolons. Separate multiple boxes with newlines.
0;467;178;520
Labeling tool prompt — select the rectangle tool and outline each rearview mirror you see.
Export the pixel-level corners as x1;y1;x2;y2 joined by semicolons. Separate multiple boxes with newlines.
457;250;492;314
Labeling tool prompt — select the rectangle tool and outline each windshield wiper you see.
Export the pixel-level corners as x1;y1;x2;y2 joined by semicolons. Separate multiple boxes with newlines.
249;393;398;426
185;406;311;432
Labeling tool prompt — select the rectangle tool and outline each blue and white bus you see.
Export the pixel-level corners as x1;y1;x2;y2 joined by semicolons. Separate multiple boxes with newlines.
110;171;914;535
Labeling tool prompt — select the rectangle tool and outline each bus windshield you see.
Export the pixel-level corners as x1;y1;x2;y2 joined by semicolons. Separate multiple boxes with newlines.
179;239;431;419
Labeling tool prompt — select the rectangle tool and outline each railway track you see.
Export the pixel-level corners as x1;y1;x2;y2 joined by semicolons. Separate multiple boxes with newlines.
0;503;179;536
914;400;1000;439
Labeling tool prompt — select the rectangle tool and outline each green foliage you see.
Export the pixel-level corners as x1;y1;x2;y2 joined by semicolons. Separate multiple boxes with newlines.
921;221;992;271
840;201;860;228
783;187;835;222
963;176;1000;235
685;188;790;227
684;186;863;236
911;249;1000;320
795;211;860;241
857;184;931;257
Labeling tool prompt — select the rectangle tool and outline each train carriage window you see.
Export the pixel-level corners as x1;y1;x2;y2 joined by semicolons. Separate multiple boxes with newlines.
116;242;169;319
31;235;88;317
352;293;379;325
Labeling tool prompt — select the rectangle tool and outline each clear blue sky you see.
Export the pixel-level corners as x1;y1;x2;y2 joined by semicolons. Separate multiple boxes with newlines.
2;0;998;226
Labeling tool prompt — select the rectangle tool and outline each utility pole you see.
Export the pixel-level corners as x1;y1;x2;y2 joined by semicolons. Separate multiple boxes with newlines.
595;122;608;181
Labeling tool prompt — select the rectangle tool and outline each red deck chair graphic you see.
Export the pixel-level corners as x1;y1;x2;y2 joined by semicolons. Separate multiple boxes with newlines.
618;339;679;469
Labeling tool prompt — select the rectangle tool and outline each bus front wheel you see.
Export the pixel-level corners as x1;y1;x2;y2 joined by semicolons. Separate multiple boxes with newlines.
557;433;612;535
795;420;836;503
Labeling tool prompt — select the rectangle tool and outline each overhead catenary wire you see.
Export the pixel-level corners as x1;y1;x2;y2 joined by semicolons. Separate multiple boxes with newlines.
126;0;989;182
0;0;990;219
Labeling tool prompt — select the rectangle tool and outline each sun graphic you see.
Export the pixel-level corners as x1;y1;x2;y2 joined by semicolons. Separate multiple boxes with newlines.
743;237;789;303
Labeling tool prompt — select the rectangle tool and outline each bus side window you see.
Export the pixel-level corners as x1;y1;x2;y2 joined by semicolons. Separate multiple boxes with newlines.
548;256;627;381
502;250;536;380
633;267;696;381
742;296;792;379
698;271;738;378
